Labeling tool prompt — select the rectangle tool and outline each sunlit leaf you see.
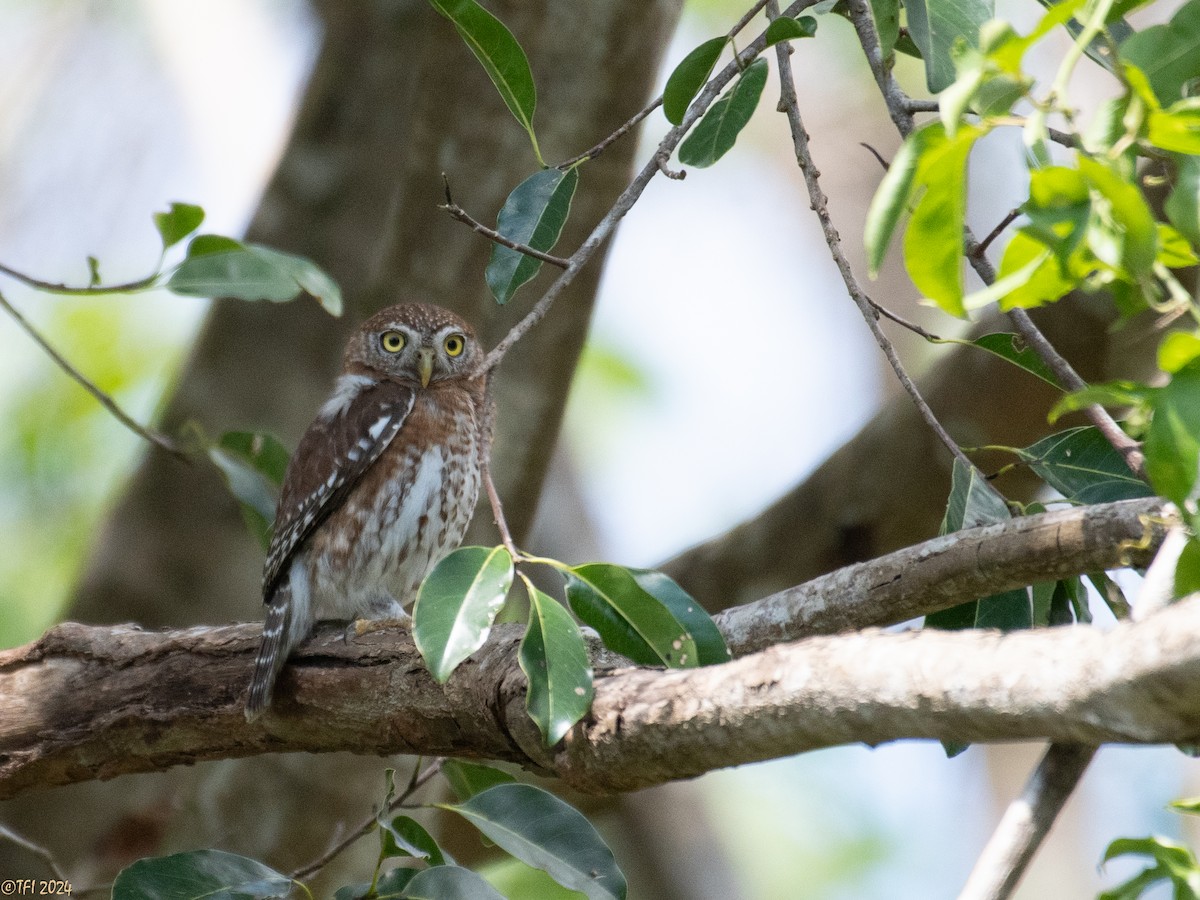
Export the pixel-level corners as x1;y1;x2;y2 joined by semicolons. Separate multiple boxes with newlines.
414;545;514;682
678;57;768;168
441;759;516;802
1145;360;1200;506
520;582;594;745
663;36;727;125
112;850;291;900
1166;155;1200;247
486;166;579;305
442;784;626;900
153;202;204;252
1048;381;1154;422
1160;332;1200;374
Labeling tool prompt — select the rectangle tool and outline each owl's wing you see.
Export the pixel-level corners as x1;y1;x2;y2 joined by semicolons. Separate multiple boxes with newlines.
262;378;416;599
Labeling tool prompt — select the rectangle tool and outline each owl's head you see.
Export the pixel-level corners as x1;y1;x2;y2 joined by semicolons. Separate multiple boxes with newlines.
346;302;484;387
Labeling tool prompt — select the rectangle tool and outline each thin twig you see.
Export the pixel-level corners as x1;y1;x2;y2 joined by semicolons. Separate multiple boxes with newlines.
655;152;686;180
0;260;158;296
859;142;890;171
557;99;663;169
958;745;1097;900
0;822;69;880
0;290;186;459
440;176;569;269
768;0;974;472
870;299;943;341
903;98;940;113
484;0;820;371
972;208;1021;259
289;758;444;882
483;454;518;558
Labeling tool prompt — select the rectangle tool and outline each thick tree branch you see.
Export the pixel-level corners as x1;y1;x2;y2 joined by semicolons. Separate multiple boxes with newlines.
0;498;1173;800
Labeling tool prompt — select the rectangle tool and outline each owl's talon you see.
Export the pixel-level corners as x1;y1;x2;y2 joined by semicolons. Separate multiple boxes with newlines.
347;614;412;640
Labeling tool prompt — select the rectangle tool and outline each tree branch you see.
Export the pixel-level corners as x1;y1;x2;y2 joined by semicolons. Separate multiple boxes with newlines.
958;744;1097;900
0;498;1173;800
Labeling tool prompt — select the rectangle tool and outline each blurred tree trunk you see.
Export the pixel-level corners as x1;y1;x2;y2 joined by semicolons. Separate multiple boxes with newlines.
0;0;682;890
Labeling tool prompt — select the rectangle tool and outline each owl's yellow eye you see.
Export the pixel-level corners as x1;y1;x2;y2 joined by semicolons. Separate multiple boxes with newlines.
444;333;465;357
380;331;405;353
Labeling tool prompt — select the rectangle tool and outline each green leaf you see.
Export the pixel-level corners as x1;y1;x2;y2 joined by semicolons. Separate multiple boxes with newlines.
1166;154;1200;247
962;333;1061;388
940;457;1010;534
1100;835;1200;900
628;568;731;665
565;564;697;668
1145;360;1200;506
1157;223;1199;269
869;0;900;60
336;868;416;900
663;36;727;125
905;0;994;93
1118;0;1200;105
381;815;449;866
486;166;579;305
1078;155;1158;279
112;849;291;900
153;202;204;252
86;255;102;287
168;237;343;316
520;582;594;745
414;545;515;682
1160;332;1200;374
865;125;938;276
1016;427;1152;504
1176;536;1200;598
402;865;507;900
764;15;817;48
441;784;626;900
1048;380;1153;422
678;57;768;168
1088;570;1132;619
427;0;542;163
441;760;516;802
208;432;290;551
994;232;1077;311
1148;99;1200;154
1170;796;1200;815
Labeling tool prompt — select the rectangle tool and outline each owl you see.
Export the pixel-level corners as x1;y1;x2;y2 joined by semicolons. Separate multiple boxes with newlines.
245;302;491;720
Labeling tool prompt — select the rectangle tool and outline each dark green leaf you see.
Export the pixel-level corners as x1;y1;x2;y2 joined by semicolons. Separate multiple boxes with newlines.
678;57;768;168
905;0;994;92
153;202;205;251
486;167;579;305
628;568;731;665
663;36;727;125
112;850;291;900
565;564;697;667
401;865;506;900
441;784;626;900
441;759;516;802
1118;0;1200;105
381;815;449;867
1088;571;1132;619
941;457;1010;534
520;583;594;745
428;0;541;162
86;255;101;287
1047;580;1074;625
764;15;817;48
168;238;343;316
414;545;514;682
1145;361;1200;506
208;433;290;551
1166;154;1200;247
1016;427;1152;504
965;333;1061;388
1177;536;1200;598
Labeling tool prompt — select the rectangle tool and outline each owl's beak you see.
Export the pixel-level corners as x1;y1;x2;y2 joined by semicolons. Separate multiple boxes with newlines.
417;348;434;388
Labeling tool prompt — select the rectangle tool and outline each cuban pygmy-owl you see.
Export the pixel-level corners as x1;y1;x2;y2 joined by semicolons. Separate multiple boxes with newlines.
246;302;491;719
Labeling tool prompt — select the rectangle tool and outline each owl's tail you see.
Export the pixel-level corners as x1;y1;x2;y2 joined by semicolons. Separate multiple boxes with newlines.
245;585;294;721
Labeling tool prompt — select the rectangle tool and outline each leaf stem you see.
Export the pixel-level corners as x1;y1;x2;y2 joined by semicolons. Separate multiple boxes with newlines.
0;260;160;296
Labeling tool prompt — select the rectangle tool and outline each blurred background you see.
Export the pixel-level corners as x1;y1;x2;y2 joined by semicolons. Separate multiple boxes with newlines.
0;0;1196;897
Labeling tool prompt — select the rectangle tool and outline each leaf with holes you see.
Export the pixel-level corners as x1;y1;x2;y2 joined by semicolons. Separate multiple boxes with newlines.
486;166;579;305
441;783;626;900
628;568;730;665
964;333;1061;388
678;57;768;168
565;563;697;667
520;583;593;745
414;545;514;682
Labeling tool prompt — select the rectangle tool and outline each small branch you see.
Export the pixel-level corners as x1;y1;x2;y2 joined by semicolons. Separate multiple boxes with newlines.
845;0;916;136
971;208;1021;260
0;290;186;459
958;744;1097;900
869;299;943;341
903;98;940;113
769;0;974;472
0;261;159;297
483;453;518;558
439;177;569;269
859;142;890;172
289;758;443;881
557;99;663;169
0;822;69;880
484;0;819;372
655;152;686;180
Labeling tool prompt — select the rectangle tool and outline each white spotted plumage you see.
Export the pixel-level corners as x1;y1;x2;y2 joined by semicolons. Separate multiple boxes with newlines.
246;303;491;720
